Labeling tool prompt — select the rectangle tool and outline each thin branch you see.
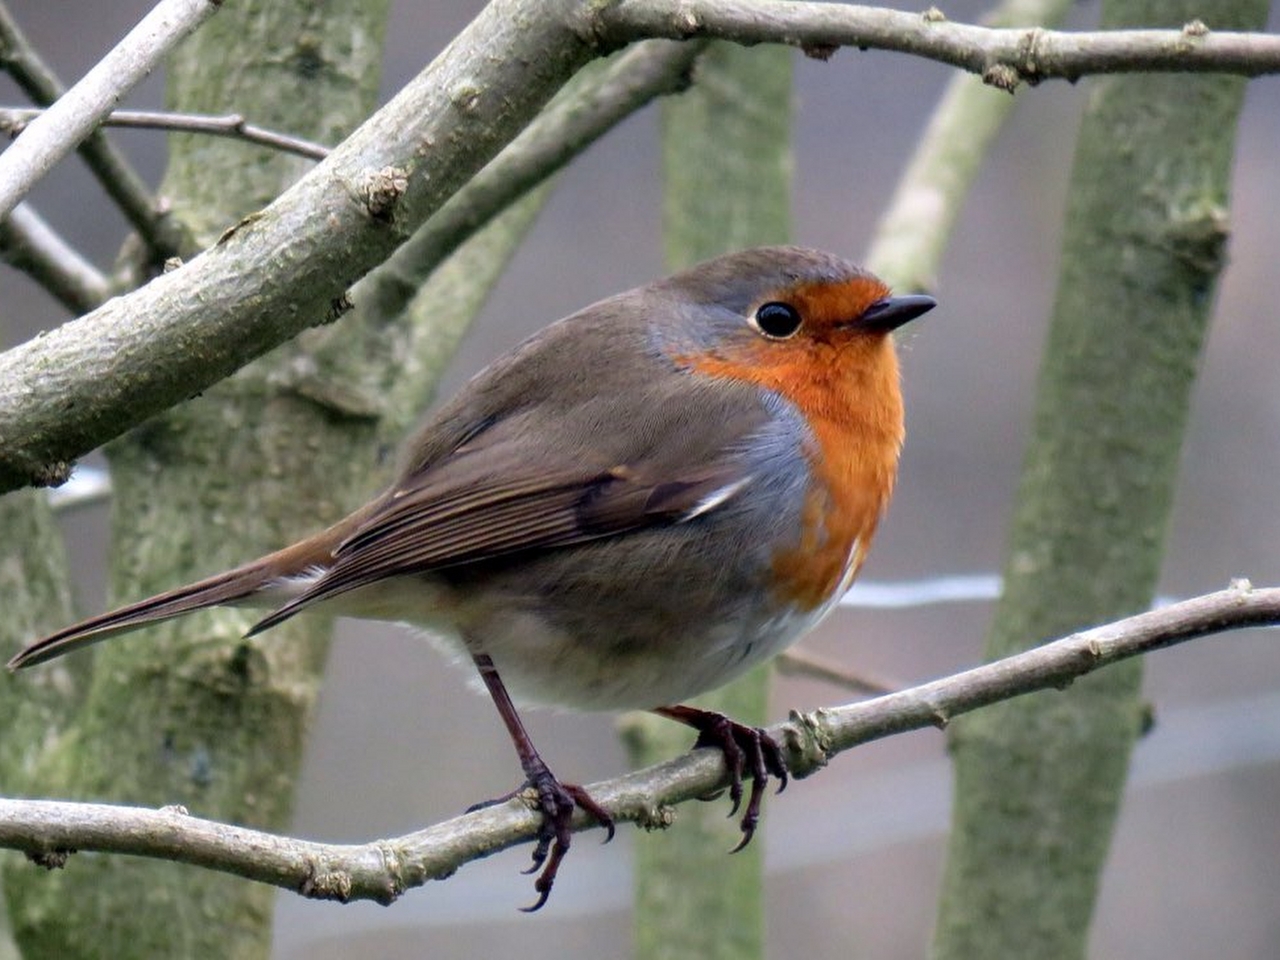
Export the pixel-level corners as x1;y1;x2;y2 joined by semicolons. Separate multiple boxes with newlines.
0;3;179;258
0;0;221;220
0;203;110;313
0;4;183;259
775;647;897;696
1;583;1274;904
865;0;1074;290
0;107;331;161
4;1;1280;492
598;2;1280;88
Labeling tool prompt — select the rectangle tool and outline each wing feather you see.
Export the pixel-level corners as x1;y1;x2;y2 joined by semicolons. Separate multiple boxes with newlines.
246;457;749;635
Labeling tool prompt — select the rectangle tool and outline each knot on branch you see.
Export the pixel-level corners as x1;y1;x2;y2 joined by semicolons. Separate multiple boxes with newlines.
984;28;1054;93
298;860;355;902
31;459;74;488
783;709;834;779
982;63;1020;93
634;802;677;832
373;841;410;904
325;291;355;324
801;42;838;61
358;165;409;224
1161;198;1230;279
26;847;74;869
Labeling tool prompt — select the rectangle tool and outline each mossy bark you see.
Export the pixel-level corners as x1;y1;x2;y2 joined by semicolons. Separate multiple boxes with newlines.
627;40;791;960
2;3;390;958
931;1;1270;958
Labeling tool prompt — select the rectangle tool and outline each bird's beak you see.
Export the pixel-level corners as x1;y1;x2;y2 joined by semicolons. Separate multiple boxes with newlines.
858;294;936;333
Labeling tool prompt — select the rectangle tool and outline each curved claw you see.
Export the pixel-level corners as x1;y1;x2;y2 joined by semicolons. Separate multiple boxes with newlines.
653;705;790;852
475;771;614;911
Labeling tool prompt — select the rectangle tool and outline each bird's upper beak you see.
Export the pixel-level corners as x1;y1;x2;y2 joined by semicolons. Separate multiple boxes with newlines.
857;294;936;333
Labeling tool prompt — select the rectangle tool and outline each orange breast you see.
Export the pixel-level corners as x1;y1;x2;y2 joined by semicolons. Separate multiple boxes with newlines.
677;281;905;610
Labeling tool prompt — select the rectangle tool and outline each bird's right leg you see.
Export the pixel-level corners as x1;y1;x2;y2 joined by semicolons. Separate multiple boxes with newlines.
470;652;614;911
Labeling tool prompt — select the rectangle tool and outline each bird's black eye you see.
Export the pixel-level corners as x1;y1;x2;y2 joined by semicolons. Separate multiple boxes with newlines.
753;301;803;339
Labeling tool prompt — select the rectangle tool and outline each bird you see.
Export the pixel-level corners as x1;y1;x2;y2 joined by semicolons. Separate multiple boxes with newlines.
8;245;934;909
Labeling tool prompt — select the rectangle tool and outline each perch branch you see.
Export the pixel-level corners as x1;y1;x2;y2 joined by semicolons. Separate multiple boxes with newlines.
2;582;1274;904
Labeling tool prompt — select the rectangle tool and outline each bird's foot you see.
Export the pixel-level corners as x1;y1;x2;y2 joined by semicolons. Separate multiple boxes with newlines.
471;762;614;912
654;704;789;851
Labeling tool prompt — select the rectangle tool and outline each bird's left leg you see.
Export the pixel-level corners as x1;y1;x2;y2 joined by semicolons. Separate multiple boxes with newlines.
471;652;614;910
652;704;789;851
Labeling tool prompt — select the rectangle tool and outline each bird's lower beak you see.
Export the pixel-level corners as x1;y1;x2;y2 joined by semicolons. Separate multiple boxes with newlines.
858;294;937;332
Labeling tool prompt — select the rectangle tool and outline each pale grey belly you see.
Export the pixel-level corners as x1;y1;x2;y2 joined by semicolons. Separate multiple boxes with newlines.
451;598;830;711
308;496;835;710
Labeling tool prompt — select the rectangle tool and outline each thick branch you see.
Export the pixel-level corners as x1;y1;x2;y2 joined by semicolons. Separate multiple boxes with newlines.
0;0;600;493
4;2;1280;493
599;2;1280;87
0;0;220;219
1;583;1273;904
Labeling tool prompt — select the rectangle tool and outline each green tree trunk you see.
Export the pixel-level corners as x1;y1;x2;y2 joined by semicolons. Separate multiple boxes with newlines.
626;40;791;960
931;1;1270;957
0;491;78;960
2;3;391;958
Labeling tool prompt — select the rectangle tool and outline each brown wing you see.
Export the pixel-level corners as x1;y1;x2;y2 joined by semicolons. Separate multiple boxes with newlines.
245;440;747;635
245;306;780;636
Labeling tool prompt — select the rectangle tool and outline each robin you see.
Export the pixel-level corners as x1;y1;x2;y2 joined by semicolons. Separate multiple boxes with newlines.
8;245;934;909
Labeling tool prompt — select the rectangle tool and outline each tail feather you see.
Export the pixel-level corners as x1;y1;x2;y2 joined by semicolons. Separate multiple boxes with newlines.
6;560;281;671
8;506;370;672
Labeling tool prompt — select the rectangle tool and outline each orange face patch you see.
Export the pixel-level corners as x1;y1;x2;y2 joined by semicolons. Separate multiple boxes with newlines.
781;275;891;338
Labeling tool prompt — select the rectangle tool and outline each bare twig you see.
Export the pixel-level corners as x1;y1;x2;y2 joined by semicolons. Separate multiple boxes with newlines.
0;3;178;257
0;582;1272;903
775;647;897;696
0;107;331;161
598;2;1280;88
0;203;110;312
0;0;221;220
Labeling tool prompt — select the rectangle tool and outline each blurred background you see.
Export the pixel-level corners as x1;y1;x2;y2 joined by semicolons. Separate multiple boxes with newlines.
3;1;1279;957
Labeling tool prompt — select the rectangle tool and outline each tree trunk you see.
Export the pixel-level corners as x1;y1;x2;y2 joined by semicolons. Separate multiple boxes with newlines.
2;3;390;957
931;1;1270;957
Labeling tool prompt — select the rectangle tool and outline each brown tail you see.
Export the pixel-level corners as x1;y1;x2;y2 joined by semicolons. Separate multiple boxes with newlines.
7;527;346;671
